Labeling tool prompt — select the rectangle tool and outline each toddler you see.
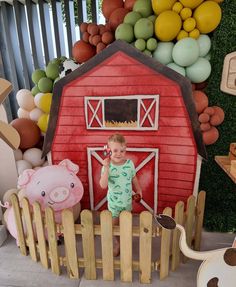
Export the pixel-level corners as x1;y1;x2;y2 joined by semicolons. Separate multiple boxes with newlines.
99;134;142;256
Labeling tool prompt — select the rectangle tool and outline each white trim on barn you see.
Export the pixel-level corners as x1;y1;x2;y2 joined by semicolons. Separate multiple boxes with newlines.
84;95;159;130
87;147;159;214
193;154;203;200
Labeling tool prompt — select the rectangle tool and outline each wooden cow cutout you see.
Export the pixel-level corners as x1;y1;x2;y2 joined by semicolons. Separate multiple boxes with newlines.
156;215;236;287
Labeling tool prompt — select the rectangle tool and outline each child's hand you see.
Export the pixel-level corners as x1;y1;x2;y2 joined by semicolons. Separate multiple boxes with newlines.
133;193;141;203
102;158;110;168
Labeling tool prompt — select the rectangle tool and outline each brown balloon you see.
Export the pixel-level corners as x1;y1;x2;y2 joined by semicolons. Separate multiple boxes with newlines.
102;0;124;20
11;118;41;149
72;40;96;64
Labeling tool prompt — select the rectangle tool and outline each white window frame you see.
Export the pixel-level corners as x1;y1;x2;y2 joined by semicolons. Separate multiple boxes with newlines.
84;95;159;130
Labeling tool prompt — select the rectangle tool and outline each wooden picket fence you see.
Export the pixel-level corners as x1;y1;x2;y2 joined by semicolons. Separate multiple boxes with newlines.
10;191;206;283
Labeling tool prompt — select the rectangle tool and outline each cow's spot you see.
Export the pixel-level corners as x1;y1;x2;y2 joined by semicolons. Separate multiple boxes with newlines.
207;277;219;287
224;248;236;266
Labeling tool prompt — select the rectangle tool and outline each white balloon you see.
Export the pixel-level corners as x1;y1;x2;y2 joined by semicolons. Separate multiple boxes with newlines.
23;148;45;167
34;92;44;108
29;108;43;122
16;89;35;111
17;108;30;119
16;160;32;176
14;149;23;161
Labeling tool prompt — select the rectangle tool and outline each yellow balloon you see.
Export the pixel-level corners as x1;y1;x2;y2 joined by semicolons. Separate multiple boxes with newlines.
193;1;222;33
172;2;183;13
189;28;200;39
180;7;192;20
179;0;204;9
152;0;177;15
39;93;52;113
177;30;188;41
155;10;182;41
37;114;49;133
183;17;196;32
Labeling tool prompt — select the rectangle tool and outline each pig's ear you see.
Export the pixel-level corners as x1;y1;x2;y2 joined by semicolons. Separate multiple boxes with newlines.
59;159;79;174
18;169;35;187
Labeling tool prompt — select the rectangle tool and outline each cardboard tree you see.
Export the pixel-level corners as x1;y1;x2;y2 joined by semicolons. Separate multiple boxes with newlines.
0;79;20;149
0;79;19;226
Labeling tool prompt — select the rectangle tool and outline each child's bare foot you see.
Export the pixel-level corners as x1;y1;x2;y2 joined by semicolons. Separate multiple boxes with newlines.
113;242;120;257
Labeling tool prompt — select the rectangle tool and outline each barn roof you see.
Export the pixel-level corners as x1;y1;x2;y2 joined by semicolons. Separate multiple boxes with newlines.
42;40;207;159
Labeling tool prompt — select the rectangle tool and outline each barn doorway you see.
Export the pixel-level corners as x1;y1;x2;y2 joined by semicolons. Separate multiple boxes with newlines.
87;147;159;214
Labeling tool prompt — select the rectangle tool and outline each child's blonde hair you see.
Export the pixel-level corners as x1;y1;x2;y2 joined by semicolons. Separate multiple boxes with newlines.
108;134;126;145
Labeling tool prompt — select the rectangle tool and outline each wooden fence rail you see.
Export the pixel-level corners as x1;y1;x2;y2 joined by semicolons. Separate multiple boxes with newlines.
10;191;206;283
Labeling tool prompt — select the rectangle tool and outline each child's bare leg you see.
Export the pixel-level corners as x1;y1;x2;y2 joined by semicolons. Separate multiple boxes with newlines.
112;217;120;257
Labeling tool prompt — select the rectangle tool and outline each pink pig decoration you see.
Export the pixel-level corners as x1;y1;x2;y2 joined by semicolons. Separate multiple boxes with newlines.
4;159;84;244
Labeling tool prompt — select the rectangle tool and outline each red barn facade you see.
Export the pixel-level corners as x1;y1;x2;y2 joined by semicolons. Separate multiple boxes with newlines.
43;40;206;214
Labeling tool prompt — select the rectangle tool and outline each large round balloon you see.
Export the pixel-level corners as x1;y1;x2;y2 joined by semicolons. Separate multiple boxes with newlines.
186;57;211;83
167;63;186;76
197;34;211;57
16;89;35;111
172;37;199;67
11;118;41;149
193;1;222;34
151;0;177;15
179;0;204;9
155;10;182;41
153;42;174;65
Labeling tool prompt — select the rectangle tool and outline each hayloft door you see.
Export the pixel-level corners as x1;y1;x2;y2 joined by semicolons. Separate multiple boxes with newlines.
87;147;159;214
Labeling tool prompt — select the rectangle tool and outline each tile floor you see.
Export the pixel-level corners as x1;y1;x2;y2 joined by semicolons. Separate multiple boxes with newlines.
0;229;234;287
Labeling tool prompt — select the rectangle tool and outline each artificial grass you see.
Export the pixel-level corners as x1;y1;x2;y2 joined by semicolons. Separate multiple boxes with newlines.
199;0;236;232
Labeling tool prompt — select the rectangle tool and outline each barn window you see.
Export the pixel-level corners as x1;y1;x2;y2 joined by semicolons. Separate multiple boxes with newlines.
85;95;159;130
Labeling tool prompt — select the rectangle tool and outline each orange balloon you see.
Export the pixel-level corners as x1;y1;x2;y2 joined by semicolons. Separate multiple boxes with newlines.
192;90;208;113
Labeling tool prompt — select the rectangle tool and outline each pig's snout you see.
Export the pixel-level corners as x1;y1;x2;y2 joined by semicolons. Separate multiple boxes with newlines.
49;187;70;203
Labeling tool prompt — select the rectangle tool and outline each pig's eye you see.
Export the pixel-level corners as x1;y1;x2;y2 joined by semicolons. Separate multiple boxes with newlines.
41;191;46;197
70;183;74;188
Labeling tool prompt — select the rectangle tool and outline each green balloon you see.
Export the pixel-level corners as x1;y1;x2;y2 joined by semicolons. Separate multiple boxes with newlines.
133;0;153;18
186;57;211;83
153;42;174;65
146;38;158;51
46;63;60;80
135;39;146;51
38;77;53;93
172;38;199;67
31;85;40;96
197;34;211;57
143;49;152;57
32;69;46;84
167;62;186;77
134;18;154;40
115;23;134;43
124;11;142;26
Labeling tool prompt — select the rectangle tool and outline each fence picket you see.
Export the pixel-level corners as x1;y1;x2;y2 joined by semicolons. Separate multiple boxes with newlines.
81;209;96;280
10;193;27;255
33;202;48;269
182;195;195;263
62;209;79;279
21;198;37;262
139;211;152;284
120;210;132;282
45;207;60;275
171;201;184;271
194;191;206;251
160;207;172;280
100;210;114;281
